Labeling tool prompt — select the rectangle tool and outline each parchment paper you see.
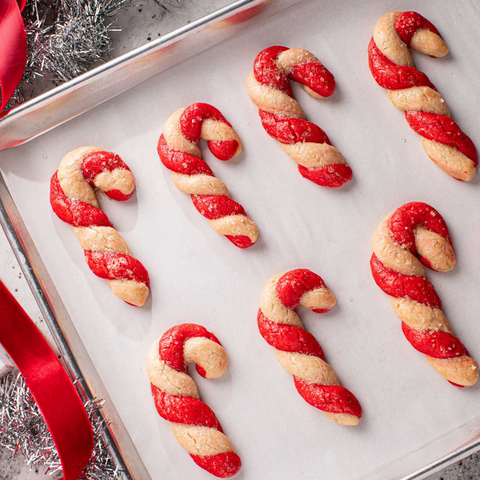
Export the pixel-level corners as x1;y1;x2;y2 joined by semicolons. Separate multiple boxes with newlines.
1;0;480;478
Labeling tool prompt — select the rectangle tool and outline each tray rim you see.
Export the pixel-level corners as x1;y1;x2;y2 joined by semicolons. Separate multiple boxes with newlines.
0;172;141;480
1;0;480;478
0;0;303;151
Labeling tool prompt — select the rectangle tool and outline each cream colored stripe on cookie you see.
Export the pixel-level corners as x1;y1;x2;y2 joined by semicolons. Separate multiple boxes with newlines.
171;173;229;196
421;138;476;182
277;49;318;72
387;86;450;115
410;29;448;57
201;119;242;156
427;355;479;387
246;72;305;119
147;339;199;399
170;424;234;456
373;11;412;66
414;225;456;272
372;216;425;277
184;337;228;380
73;226;129;254
259;274;304;328
325;412;359;426
300;287;336;312
281;143;345;169
93;168;135;196
108;279;149;308
277;49;325;99
390;297;451;333
164;109;201;157
209;215;259;244
276;350;339;386
58;146;103;207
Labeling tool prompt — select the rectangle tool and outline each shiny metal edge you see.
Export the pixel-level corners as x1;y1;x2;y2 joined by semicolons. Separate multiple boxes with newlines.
0;0;303;151
0;172;149;480
400;428;480;480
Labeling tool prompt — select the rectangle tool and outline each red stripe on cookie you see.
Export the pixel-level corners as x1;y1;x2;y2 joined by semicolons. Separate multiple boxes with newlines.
224;235;254;249
180;103;232;143
395;11;442;46
151;385;222;430
159;324;221;375
259;111;330;145
191;452;242;478
158;135;214;176
294;378;362;418
179;104;239;161
370;254;442;309
401;323;466;359
207;140;239;161
50;173;112;228
81;151;133;201
85;251;150;287
298;163;353;188
405;112;478;166
253;45;292;96
368;38;436;90
388;202;452;257
290;61;335;98
257;310;325;359
275;269;328;310
191;195;246;220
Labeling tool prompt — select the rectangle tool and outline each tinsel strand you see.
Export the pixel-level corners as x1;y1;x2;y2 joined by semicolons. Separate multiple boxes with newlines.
5;0;185;110
5;0;132;110
0;371;125;480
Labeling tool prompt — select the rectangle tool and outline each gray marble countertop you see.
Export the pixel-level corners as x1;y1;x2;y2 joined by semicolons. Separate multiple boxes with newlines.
1;0;479;479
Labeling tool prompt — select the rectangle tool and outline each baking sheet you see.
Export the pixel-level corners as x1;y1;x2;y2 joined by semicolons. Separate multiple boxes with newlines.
1;0;480;478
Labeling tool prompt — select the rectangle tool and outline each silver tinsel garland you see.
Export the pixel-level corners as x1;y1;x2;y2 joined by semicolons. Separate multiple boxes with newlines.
7;0;131;110
0;371;124;479
6;0;182;111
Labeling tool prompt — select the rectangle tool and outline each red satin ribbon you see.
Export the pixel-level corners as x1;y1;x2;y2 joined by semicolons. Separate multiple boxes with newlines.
0;281;93;479
0;0;27;111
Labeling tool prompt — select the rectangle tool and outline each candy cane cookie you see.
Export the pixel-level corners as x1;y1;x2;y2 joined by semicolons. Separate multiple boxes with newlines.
368;12;478;181
258;269;362;425
147;324;241;478
247;46;352;188
158;103;258;249
371;202;478;387
50;147;149;307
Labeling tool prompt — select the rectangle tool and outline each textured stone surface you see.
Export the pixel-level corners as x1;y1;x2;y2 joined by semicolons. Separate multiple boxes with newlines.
429;452;480;480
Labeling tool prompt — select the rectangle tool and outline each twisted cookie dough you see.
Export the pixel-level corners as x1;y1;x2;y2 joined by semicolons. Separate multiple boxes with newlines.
247;46;352;187
147;324;241;478
371;202;478;386
158;103;258;248
368;11;477;181
50;147;149;306
258;269;362;426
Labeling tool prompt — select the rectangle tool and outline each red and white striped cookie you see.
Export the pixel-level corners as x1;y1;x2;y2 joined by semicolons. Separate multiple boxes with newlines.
247;46;352;188
258;269;362;425
147;324;241;478
158;103;258;249
50;146;149;307
368;11;477;181
371;202;478;386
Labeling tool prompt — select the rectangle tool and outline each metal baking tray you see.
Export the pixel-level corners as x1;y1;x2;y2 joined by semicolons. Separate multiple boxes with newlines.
0;2;303;478
1;0;480;478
